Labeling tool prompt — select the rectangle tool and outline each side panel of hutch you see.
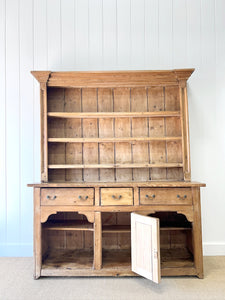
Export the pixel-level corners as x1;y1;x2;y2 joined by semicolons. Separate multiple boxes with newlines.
29;70;205;281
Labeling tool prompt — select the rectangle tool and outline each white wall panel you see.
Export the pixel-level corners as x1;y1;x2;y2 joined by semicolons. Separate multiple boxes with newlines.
76;0;89;69
89;0;103;69
0;0;224;256
61;0;75;70
5;0;20;246
102;0;117;69
145;0;159;69
47;0;61;70
130;0;145;68
158;0;173;68
19;0;34;244
0;0;6;246
117;0;131;68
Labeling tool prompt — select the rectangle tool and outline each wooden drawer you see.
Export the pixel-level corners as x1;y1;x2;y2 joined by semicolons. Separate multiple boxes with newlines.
101;188;133;206
41;188;94;206
140;188;192;205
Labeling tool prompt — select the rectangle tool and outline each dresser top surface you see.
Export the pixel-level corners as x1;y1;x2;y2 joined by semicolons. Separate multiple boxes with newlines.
28;181;206;188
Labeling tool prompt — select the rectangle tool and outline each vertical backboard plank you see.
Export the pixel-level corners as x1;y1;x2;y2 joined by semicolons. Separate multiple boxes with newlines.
98;88;114;181
65;88;82;181
114;88;132;181
82;88;98;181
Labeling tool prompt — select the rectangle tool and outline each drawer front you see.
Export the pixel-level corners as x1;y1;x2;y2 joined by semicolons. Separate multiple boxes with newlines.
101;188;133;206
140;188;192;205
41;188;94;206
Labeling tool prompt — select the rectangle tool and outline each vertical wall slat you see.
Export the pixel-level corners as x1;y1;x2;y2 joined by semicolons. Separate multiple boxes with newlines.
89;0;103;69
215;0;225;246
130;0;145;68
0;0;6;247
158;0;173;68
117;0;131;68
102;0;117;69
20;0;34;244
47;0;61;70
145;0;159;69
172;0;187;68
61;0;75;70
5;0;20;244
75;0;89;69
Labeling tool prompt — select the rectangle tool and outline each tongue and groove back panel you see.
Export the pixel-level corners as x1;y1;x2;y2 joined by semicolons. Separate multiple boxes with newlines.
47;86;184;182
31;69;193;183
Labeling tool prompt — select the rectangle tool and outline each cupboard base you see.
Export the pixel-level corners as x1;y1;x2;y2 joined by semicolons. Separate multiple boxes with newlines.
38;247;202;279
40;267;201;278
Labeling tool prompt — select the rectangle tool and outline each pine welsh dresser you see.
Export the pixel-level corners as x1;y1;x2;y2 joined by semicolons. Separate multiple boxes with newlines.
28;69;205;283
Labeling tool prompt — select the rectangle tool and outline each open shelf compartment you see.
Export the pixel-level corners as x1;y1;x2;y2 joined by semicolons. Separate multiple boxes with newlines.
41;212;94;270
101;211;194;271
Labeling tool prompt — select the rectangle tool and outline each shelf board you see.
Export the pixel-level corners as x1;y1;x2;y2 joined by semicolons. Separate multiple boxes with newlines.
48;137;182;143
102;226;191;233
42;249;94;270
160;227;192;231
161;248;194;268
102;225;131;233
41;248;195;276
48;163;183;169
47;111;181;119
42;220;94;231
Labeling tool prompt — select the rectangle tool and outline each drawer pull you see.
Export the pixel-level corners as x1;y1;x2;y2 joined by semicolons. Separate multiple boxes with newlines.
112;195;122;200
46;195;56;200
145;194;155;200
177;194;187;200
78;195;89;200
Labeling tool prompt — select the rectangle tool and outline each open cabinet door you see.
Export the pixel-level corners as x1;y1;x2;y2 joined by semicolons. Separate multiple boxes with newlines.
131;212;161;283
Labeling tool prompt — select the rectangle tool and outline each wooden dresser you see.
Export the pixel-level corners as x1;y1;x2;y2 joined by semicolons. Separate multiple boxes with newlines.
29;69;205;283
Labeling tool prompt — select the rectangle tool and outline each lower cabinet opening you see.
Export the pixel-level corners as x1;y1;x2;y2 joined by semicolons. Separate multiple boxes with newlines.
40;211;194;274
101;211;194;271
41;212;94;270
149;212;194;269
102;212;131;269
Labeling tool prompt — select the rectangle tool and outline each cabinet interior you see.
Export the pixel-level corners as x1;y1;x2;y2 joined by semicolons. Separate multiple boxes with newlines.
41;211;194;270
47;86;183;183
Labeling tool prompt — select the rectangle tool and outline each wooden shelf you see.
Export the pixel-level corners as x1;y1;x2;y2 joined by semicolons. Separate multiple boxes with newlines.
47;111;181;119
101;226;191;233
48;137;182;143
42;249;94;270
160;227;192;231
48;163;183;169
42;220;94;231
161;248;194;268
102;225;131;233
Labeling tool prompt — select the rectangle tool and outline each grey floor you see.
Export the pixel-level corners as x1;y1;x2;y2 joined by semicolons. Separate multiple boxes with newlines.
0;257;225;300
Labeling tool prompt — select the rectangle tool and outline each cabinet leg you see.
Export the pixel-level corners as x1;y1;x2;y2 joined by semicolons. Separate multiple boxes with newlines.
192;188;204;279
94;212;102;270
33;188;41;279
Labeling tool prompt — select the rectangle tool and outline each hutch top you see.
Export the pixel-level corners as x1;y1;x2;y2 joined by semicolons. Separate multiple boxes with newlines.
31;69;193;183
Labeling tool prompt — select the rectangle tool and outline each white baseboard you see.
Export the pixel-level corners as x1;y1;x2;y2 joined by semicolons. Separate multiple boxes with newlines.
0;243;32;257
203;242;225;256
1;243;225;257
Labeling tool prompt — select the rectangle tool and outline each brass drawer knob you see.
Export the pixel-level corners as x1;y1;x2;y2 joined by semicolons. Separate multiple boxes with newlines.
46;195;56;200
112;195;122;200
78;195;89;200
145;194;155;199
177;195;187;200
